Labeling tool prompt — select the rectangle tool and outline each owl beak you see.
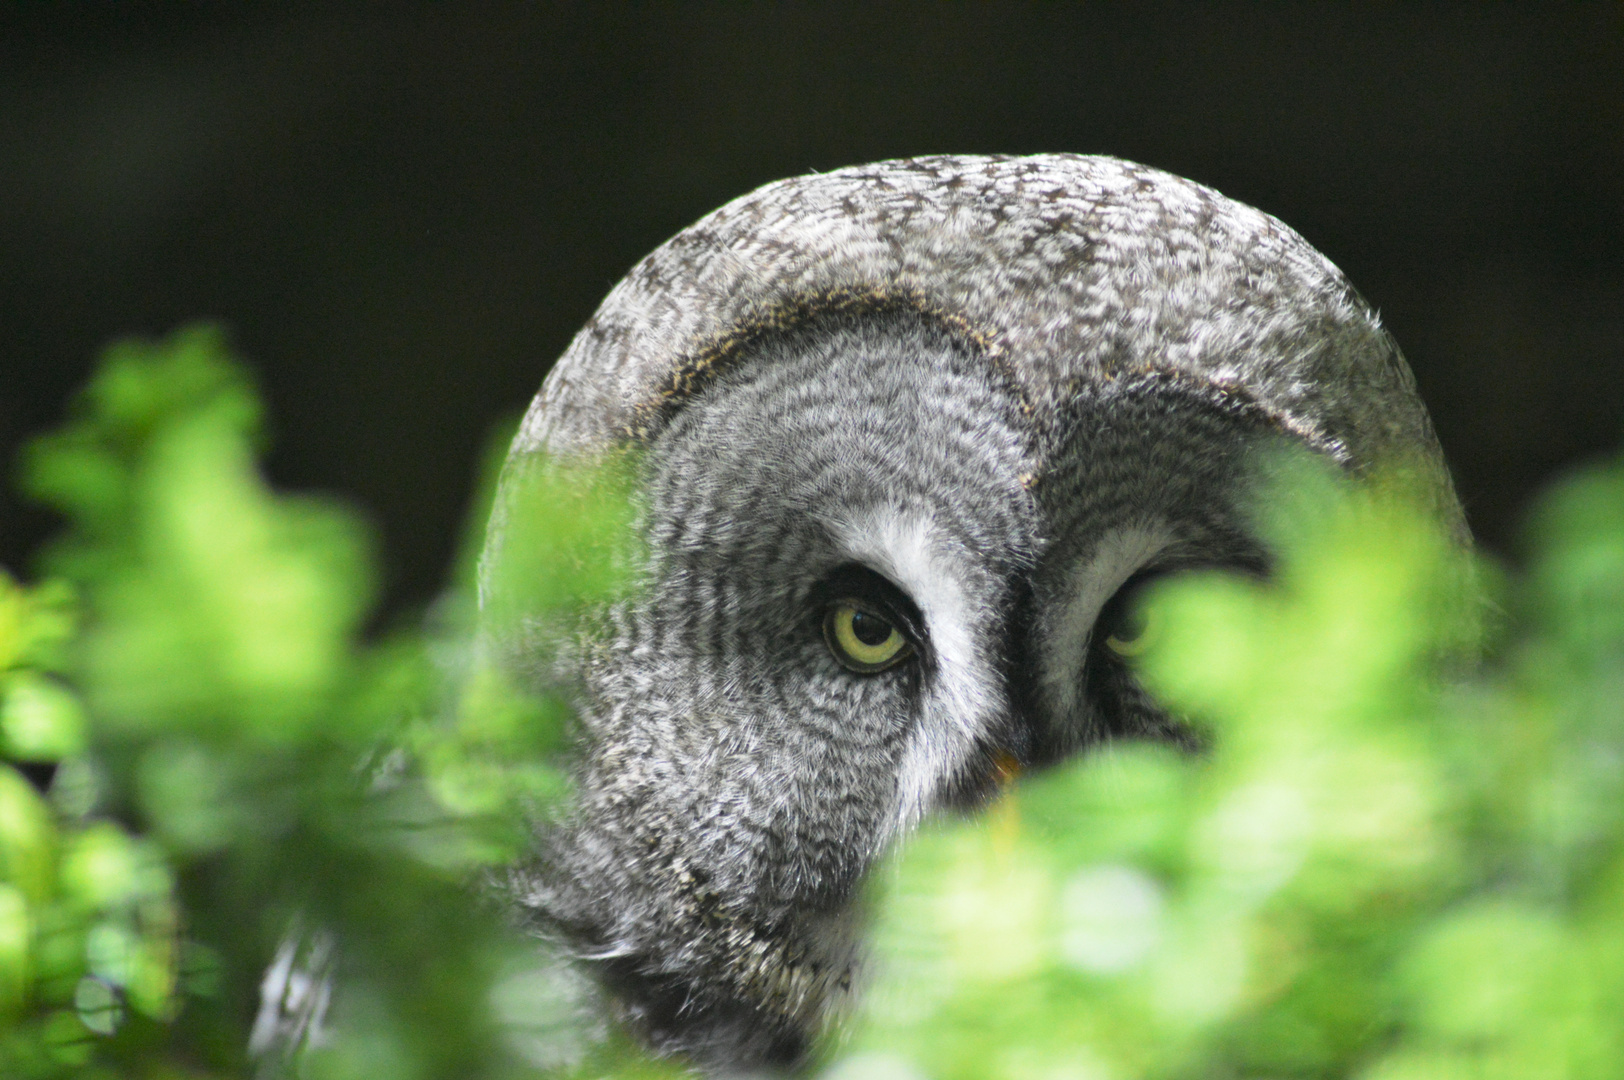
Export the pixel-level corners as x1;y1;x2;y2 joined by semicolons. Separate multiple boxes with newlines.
991;748;1023;788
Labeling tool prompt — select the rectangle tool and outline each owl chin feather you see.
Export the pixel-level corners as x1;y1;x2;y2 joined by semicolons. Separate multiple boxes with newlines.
485;154;1463;1073
587;909;860;1069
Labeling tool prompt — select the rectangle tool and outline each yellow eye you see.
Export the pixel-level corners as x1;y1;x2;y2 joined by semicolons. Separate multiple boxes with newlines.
824;601;911;673
1104;600;1159;657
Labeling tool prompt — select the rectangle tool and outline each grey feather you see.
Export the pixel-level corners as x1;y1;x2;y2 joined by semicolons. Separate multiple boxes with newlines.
484;154;1462;1072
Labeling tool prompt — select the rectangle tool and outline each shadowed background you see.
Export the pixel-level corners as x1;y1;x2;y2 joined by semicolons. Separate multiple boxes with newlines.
3;4;1621;617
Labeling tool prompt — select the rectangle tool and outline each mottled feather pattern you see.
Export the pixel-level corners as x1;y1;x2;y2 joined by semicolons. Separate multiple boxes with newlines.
515;155;1448;505
484;155;1463;1071
517;314;1036;1065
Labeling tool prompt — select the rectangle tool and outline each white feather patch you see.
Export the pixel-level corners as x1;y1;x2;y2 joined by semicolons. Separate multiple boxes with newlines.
1039;526;1171;727
826;506;1002;840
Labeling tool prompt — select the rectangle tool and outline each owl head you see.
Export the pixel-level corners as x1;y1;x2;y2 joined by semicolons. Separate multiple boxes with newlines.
482;155;1461;1071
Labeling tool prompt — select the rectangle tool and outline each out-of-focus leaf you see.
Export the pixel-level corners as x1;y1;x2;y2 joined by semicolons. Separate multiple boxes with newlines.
4;327;650;1078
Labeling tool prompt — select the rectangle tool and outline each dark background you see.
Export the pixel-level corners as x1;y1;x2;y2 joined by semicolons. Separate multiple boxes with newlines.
4;4;1621;616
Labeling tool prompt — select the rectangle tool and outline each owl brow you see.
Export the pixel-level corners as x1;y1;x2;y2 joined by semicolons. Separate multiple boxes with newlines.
807;563;927;646
622;284;1013;442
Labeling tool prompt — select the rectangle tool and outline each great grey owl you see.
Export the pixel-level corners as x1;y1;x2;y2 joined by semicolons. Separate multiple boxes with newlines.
481;154;1462;1072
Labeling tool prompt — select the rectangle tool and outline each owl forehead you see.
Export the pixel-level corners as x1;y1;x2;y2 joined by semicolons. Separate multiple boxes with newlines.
515;154;1445;488
497;154;1462;626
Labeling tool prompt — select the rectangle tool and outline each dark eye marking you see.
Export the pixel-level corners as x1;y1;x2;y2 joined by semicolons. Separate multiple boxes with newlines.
1092;547;1272;667
1094;569;1169;660
809;565;926;675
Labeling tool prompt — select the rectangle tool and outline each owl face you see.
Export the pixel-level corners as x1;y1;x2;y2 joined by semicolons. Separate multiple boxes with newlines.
491;156;1459;1071
517;306;1289;1069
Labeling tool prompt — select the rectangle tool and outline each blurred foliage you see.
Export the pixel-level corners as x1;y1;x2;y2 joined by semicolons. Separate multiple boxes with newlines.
0;327;658;1078
1;327;1621;1079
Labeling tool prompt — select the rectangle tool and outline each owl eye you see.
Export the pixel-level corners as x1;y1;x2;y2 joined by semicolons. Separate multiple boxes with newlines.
825;601;913;673
1099;574;1163;658
1104;605;1159;657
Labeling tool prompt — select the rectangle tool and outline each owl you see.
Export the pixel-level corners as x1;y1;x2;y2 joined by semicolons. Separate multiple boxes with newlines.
483;155;1462;1072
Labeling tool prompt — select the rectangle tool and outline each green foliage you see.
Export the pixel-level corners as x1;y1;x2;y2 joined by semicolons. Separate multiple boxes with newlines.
837;458;1624;1080
2;326;1621;1078
2;327;656;1078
